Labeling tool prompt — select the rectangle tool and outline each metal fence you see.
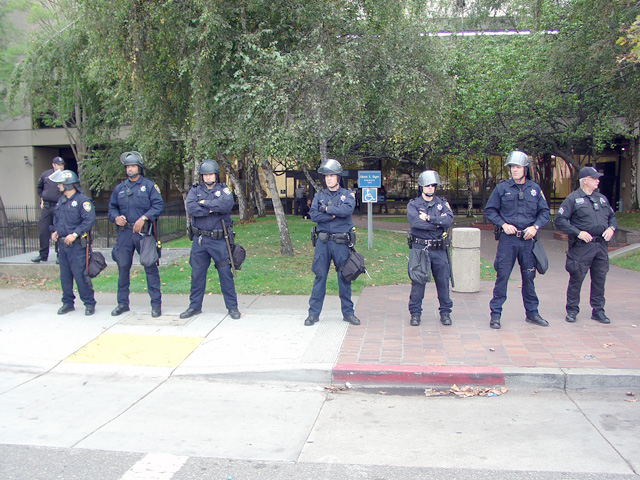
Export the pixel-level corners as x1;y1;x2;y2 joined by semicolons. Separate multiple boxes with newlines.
0;201;187;259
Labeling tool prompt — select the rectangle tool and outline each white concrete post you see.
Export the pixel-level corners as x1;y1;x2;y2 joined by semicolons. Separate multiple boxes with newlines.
451;227;481;293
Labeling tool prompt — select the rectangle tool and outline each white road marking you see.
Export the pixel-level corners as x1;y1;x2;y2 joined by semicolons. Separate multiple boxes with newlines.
120;453;188;480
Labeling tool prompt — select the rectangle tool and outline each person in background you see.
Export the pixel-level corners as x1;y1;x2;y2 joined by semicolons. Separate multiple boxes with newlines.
32;156;65;263
294;183;306;216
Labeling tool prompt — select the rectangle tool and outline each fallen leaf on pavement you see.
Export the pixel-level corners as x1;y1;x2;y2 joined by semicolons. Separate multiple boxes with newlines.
601;343;614;348
424;385;509;398
626;392;635;396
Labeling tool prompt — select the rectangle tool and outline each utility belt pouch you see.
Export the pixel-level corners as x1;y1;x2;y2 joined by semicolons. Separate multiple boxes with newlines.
311;226;318;247
318;232;329;243
80;236;88;248
494;225;502;241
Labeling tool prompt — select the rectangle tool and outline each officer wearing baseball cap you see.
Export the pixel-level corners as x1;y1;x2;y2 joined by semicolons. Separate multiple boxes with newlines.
32;156;65;263
554;166;617;324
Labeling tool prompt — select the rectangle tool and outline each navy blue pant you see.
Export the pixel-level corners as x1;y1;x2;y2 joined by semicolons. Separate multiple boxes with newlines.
490;233;539;317
188;236;238;310
308;239;354;317
37;205;55;259
58;241;95;307
113;229;162;307
565;241;609;316
408;248;452;316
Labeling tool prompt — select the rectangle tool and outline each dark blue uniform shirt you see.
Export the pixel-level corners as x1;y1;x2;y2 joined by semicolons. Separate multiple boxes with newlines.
108;176;164;223
186;183;234;230
555;189;617;238
484;179;549;230
53;191;95;237
407;196;454;240
310;187;355;234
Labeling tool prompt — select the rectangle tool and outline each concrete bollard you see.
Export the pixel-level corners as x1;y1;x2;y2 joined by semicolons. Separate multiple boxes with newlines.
451;227;481;293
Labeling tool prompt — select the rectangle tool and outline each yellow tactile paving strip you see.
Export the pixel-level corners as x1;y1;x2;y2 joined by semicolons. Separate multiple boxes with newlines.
65;333;204;367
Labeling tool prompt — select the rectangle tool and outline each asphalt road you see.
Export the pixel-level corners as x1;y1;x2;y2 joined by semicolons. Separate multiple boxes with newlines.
1;379;638;479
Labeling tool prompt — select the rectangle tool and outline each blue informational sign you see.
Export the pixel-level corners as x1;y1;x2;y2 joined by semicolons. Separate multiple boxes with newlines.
358;170;382;188
362;187;378;203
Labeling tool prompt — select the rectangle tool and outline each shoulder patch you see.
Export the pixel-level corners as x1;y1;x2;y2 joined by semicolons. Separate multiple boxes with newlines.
82;201;92;212
558;206;564;215
223;187;231;195
445;201;451;210
154;184;161;194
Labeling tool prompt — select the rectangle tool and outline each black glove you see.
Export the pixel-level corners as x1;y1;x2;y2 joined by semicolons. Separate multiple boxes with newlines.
319;205;327;213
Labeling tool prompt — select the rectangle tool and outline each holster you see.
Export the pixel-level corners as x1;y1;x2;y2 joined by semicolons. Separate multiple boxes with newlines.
311;226;318;247
494;225;502;241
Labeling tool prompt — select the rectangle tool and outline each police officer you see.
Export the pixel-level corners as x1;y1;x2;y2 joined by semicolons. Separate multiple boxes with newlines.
108;151;164;317
485;151;550;329
304;159;360;326
49;170;96;315
554;166;617;324
180;160;241;320
407;170;454;326
32;156;65;263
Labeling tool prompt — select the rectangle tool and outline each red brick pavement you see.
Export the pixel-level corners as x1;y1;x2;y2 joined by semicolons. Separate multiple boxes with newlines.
343;223;640;371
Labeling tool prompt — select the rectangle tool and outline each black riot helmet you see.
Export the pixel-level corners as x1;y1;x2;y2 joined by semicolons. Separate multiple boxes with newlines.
317;159;344;175
199;160;220;185
120;151;144;178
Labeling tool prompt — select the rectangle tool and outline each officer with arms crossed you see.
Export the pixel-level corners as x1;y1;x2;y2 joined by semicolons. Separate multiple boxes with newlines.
180;160;241;320
109;151;164;318
484;151;550;329
407;170;454;326
304;159;360;327
50;170;96;316
32;156;65;263
554;166;617;324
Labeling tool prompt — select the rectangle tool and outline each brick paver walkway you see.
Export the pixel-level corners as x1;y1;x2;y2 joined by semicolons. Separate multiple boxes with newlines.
344;219;640;370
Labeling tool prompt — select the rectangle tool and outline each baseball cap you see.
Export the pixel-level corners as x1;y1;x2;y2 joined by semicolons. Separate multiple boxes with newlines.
579;166;603;179
52;156;65;165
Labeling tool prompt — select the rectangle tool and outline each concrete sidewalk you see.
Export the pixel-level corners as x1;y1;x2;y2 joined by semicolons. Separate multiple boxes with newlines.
0;222;639;390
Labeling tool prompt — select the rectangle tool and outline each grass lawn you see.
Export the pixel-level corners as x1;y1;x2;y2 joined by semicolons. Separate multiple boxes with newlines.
615;210;640;230
2;215;496;294
611;250;640;270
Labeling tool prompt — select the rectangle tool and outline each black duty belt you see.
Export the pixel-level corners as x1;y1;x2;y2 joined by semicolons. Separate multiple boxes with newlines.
413;237;445;249
191;226;224;240
317;232;350;244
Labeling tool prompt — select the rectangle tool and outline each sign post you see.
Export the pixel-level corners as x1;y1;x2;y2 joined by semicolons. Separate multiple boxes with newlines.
358;171;381;249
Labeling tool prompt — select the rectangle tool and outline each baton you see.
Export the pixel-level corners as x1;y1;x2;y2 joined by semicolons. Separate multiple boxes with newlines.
221;220;236;277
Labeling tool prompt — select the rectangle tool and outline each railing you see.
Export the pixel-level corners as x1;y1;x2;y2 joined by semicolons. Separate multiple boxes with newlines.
0;201;187;259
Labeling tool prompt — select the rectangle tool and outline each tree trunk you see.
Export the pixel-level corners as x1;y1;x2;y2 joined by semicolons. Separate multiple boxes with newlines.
217;153;249;222
319;137;328;163
465;164;473;217
250;162;265;217
0;193;8;228
261;159;294;256
301;165;322;194
631;138;638;210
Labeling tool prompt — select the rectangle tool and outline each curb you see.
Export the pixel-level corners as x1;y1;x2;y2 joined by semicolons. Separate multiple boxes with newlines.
332;364;640;390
